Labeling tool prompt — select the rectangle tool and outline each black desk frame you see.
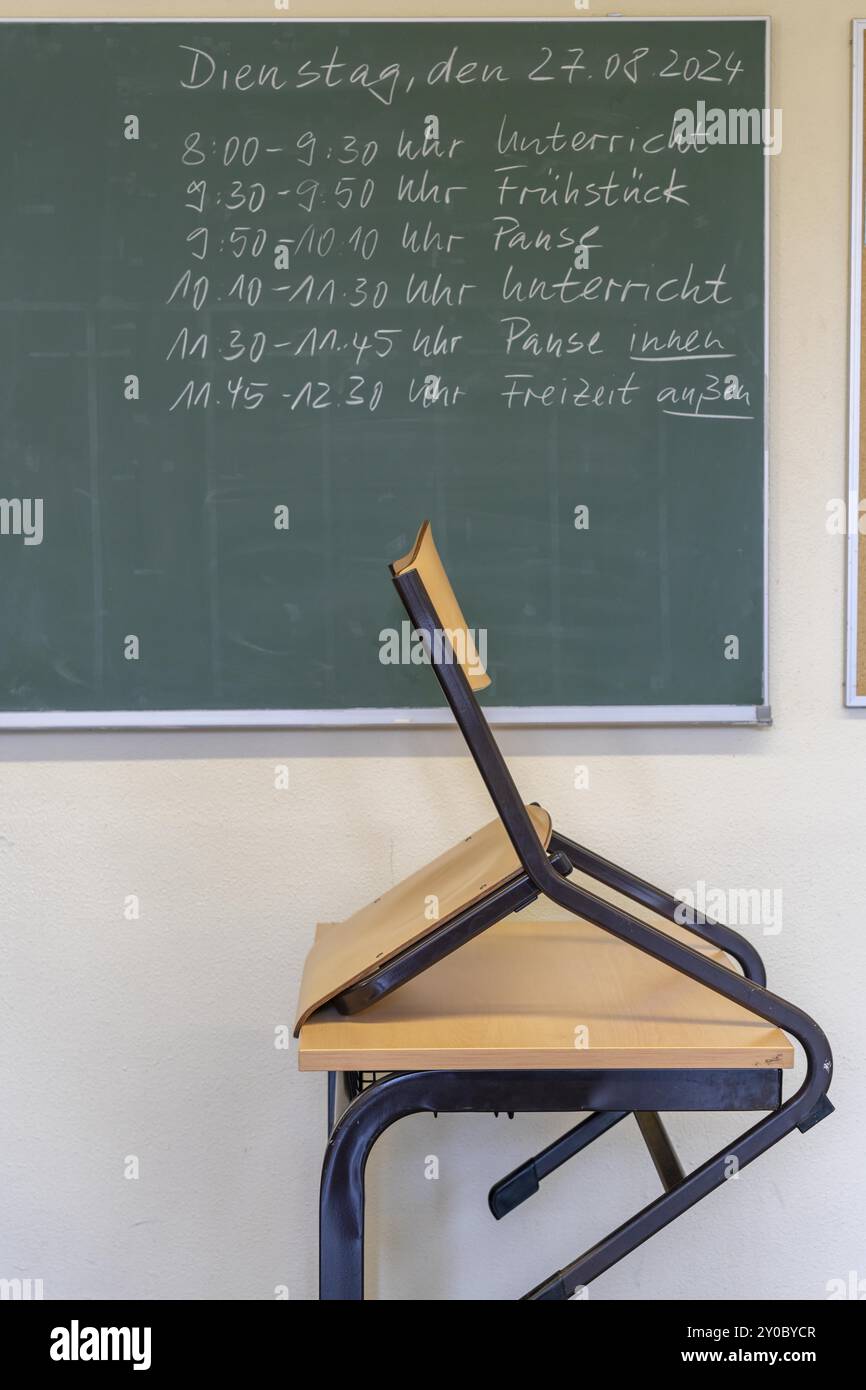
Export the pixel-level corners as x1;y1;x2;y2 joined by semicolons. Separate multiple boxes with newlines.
317;568;834;1301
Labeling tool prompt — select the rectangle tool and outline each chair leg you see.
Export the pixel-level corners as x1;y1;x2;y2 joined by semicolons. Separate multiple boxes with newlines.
488;1111;629;1218
522;1090;822;1300
488;1108;686;1218
487;825;772;1219
547;829;768;985
634;1111;684;1192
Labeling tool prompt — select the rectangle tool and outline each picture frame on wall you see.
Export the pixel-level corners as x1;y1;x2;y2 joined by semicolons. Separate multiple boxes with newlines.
848;20;866;704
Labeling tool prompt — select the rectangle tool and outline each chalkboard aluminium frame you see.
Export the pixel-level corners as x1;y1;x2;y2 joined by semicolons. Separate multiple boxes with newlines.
0;13;771;730
847;21;866;706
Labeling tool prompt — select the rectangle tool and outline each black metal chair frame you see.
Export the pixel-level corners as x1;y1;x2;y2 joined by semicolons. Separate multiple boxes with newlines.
317;566;834;1301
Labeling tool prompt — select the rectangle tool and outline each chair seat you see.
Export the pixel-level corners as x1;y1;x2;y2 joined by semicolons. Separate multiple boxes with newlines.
298;915;794;1072
294;804;552;1034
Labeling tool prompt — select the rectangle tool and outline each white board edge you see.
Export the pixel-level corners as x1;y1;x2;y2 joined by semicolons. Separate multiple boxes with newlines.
0;704;771;731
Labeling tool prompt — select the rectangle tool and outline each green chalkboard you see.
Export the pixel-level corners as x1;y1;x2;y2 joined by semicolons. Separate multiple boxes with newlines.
0;18;768;725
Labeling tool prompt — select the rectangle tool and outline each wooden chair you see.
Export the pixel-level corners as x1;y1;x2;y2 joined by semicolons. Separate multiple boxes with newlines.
295;521;833;1301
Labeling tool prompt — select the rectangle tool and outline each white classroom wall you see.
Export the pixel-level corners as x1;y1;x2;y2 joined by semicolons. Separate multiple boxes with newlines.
0;0;863;1301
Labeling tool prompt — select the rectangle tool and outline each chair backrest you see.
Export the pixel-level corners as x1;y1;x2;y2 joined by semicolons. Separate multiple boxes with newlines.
392;522;551;881
392;521;490;691
292;525;554;1036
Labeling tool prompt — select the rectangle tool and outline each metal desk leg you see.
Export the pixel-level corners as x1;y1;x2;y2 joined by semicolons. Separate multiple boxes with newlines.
319;1068;784;1301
